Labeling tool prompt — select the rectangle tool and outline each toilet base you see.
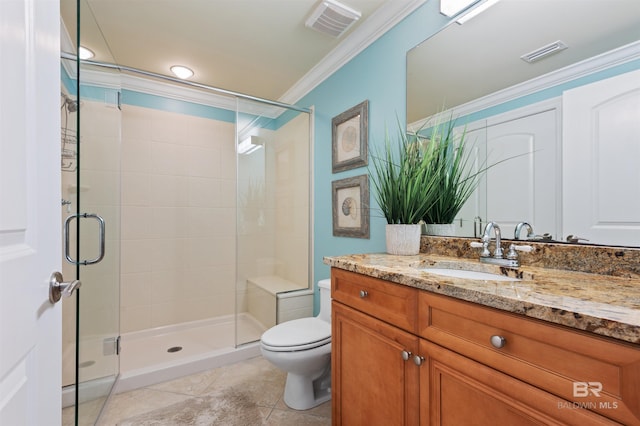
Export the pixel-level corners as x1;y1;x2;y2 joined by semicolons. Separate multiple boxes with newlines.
283;364;331;410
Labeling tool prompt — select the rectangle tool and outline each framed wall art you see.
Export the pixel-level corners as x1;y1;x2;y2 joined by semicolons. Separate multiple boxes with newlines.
332;100;368;173
332;174;369;239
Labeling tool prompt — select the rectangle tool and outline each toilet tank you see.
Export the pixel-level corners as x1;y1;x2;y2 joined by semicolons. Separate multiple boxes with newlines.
317;279;332;324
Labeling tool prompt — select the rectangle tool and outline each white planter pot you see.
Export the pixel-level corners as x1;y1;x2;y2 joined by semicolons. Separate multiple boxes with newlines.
385;224;421;255
423;223;456;236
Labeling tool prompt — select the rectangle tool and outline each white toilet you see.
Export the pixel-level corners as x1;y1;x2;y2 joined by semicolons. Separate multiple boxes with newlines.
260;279;332;410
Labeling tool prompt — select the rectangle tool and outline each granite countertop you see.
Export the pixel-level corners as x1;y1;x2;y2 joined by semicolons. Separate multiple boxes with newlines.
324;253;640;345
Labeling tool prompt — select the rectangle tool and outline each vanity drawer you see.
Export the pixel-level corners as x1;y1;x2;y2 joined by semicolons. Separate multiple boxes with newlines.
331;268;417;333
418;291;640;425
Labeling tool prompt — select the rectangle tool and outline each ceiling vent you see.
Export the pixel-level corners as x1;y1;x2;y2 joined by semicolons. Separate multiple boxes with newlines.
305;0;362;38
521;40;568;63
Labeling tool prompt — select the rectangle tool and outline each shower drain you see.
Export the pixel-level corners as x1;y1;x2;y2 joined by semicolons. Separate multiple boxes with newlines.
167;346;183;353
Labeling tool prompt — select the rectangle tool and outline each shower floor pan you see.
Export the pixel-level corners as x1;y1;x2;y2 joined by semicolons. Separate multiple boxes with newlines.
115;313;264;393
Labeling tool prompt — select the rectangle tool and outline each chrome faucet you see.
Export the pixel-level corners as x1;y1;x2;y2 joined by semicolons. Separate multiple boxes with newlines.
481;221;503;258
479;221;519;268
514;222;534;240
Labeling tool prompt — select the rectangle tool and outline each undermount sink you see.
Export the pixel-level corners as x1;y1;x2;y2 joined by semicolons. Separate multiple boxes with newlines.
419;267;521;282
411;259;528;282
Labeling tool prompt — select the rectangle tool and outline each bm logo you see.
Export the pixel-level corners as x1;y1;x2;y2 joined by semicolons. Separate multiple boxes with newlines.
573;382;603;397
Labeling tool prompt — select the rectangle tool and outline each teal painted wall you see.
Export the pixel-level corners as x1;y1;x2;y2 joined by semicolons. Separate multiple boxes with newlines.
298;2;448;312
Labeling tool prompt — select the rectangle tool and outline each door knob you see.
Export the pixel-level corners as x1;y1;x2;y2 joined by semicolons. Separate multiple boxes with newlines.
49;271;82;304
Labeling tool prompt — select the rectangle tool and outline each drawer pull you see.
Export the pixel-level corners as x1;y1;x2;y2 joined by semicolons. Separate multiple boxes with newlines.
490;335;507;349
359;290;368;298
401;350;412;361
413;355;424;366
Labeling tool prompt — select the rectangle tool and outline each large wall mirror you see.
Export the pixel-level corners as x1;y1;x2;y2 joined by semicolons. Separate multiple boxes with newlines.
407;0;640;246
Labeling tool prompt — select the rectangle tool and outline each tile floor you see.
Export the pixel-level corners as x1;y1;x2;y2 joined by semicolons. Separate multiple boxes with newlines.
77;356;331;425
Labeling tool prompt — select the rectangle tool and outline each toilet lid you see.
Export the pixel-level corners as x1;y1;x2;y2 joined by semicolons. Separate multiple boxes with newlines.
261;317;331;351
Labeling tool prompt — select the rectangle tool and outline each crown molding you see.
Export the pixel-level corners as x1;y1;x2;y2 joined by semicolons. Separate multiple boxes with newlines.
120;73;237;110
279;0;427;105
409;40;640;131
121;74;290;118
75;69;282;118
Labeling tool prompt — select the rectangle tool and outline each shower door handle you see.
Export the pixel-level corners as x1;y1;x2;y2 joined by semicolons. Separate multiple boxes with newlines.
64;213;106;265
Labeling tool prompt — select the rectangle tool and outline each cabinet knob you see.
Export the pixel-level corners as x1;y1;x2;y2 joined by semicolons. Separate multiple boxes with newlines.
490;335;507;349
359;290;368;298
413;355;424;366
401;350;412;361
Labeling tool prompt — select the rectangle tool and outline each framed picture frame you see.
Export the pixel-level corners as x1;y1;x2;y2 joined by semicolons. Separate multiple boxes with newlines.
332;174;369;239
332;100;368;173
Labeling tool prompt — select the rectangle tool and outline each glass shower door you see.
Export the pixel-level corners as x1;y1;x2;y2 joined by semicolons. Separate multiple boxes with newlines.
72;57;122;424
65;1;122;423
235;98;311;346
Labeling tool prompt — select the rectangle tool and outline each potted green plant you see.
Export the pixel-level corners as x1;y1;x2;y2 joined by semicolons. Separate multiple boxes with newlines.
369;121;441;255
418;115;510;236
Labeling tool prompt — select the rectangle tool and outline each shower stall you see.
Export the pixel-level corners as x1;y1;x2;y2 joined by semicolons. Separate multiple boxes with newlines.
112;85;312;390
60;4;312;424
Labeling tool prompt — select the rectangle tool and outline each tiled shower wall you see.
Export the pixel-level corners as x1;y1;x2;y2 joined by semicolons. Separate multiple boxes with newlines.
236;112;310;290
119;105;237;333
273;113;310;286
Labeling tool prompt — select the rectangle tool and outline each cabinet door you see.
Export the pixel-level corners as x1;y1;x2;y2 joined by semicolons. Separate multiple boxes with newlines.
420;340;617;426
333;301;420;426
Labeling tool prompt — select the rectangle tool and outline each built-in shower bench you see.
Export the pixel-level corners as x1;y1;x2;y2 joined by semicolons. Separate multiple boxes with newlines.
247;276;314;329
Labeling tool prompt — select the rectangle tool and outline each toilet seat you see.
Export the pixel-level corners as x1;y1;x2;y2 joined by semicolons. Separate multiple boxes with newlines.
261;317;331;352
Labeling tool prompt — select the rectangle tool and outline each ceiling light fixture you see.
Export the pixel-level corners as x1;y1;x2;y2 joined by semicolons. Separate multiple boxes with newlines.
78;46;94;60
305;0;361;38
455;0;500;24
170;65;194;80
440;0;479;18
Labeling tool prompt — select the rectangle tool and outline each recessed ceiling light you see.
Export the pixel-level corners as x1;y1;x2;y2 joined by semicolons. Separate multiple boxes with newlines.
78;46;94;60
170;65;194;80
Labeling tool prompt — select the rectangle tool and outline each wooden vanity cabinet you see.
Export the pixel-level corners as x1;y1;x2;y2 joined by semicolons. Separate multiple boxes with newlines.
420;339;617;425
331;268;420;426
333;302;420;426
331;268;640;426
419;292;640;425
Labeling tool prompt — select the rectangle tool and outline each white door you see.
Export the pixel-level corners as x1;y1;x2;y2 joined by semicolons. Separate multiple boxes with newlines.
457;103;560;239
454;121;487;237
484;109;560;239
563;69;640;246
0;1;61;425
